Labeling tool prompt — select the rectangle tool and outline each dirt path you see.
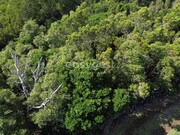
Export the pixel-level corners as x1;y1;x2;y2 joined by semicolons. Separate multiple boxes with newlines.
156;102;180;133
107;94;180;135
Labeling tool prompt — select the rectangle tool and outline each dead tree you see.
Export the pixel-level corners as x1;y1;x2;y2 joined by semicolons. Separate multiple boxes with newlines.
10;52;61;110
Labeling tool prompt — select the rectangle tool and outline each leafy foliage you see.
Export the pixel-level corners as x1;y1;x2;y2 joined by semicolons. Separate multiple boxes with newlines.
0;0;180;134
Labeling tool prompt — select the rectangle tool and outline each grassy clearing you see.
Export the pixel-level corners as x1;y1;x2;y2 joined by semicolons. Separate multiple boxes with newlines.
108;94;180;135
168;125;180;135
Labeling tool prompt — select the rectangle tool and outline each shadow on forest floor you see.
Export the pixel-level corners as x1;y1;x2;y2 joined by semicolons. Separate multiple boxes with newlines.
106;94;180;135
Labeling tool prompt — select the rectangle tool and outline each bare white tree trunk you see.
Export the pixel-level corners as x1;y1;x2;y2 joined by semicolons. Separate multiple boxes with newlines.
11;53;29;98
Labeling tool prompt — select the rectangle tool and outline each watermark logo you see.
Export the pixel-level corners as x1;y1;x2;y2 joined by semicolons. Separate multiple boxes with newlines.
65;61;115;70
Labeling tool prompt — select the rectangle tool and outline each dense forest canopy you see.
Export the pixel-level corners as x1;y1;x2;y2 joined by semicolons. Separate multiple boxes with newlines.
0;0;180;134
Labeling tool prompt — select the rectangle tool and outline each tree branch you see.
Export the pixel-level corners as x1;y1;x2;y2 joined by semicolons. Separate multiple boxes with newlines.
28;84;62;111
31;57;44;84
